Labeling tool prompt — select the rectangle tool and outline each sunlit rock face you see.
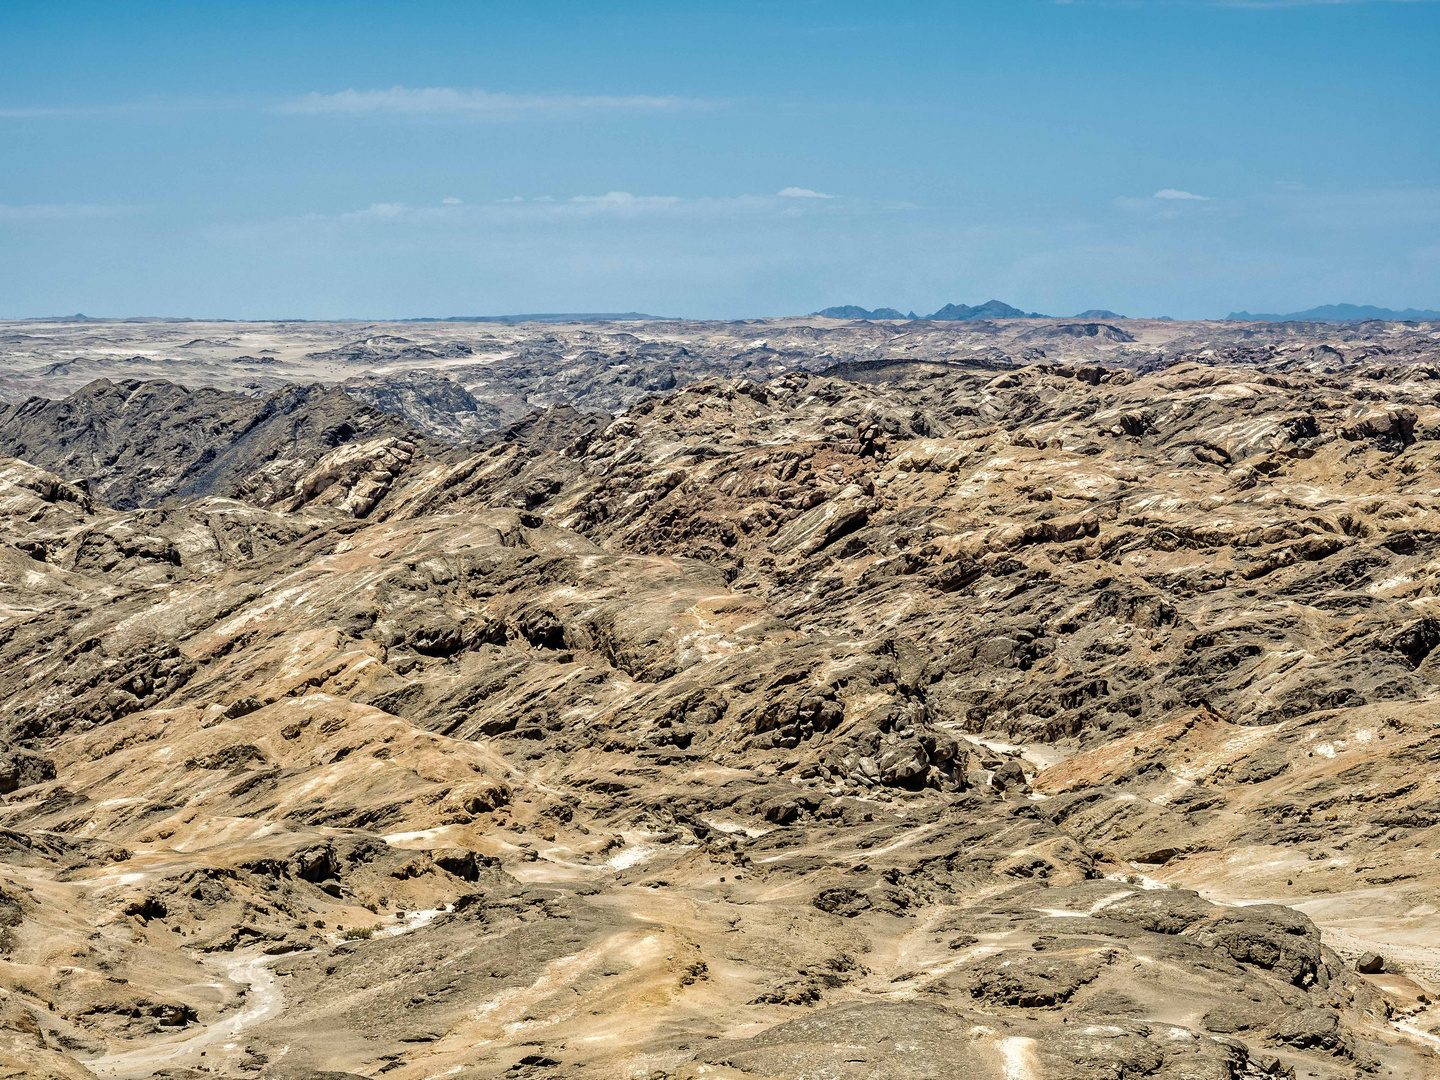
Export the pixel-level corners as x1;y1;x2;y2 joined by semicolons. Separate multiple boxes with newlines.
1;316;1439;1079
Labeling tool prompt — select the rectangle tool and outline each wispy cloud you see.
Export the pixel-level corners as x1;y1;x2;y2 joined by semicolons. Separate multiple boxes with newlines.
320;190;859;228
0;88;699;121
0;203;134;220
346;203;411;220
778;187;838;199
1117;182;1440;231
277;87;701;116
568;191;684;209
1113;189;1231;219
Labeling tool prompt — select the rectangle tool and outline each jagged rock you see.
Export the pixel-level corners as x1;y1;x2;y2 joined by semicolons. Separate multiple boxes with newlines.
0;746;55;794
0;320;1435;1079
0;379;424;509
1272;1007;1350;1054
961;949;1111;1007
1191;905;1323;987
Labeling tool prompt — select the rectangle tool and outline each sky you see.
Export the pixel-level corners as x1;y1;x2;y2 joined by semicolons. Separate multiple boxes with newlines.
1;0;1437;320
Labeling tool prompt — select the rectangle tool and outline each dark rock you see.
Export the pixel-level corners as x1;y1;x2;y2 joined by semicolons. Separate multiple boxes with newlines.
813;888;873;917
1356;951;1385;974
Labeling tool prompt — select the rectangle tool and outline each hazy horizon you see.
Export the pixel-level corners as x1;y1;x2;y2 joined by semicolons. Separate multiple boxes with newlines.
6;302;1439;324
9;301;1440;325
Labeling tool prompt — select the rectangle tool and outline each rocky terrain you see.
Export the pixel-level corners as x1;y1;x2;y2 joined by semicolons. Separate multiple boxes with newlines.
1;316;1440;1079
3;314;1438;443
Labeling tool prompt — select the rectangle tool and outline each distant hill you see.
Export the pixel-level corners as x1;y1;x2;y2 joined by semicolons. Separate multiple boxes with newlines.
1072;309;1126;319
412;312;676;323
1227;303;1440;323
813;305;916;320
813;300;1052;321
925;300;1049;321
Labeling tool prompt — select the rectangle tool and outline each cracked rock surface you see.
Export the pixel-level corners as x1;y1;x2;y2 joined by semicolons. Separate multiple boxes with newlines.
1;318;1439;1078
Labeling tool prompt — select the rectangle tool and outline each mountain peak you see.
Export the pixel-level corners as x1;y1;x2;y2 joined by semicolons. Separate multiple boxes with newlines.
815;300;1062;321
812;305;911;320
925;299;1049;321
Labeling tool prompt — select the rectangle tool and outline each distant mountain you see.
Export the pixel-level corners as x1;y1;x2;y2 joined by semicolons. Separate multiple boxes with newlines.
414;312;676;323
926;300;1049;321
813;305;915;320
1226;303;1440;323
1072;309;1126;319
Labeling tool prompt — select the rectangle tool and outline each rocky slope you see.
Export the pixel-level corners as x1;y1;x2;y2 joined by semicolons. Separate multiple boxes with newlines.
3;315;1437;445
0;380;429;511
1;340;1440;1078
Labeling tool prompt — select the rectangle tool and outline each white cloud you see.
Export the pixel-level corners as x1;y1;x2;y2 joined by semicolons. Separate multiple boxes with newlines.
342;203;410;220
1117;182;1440;231
316;189;856;228
338;192;700;222
778;187;838;199
566;192;685;213
1154;188;1211;200
277;86;697;116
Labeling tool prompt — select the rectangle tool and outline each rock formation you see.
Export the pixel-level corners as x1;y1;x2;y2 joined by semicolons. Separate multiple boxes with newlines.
1;321;1439;1078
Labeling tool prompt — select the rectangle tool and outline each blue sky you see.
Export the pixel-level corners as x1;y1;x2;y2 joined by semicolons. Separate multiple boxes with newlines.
1;1;1437;319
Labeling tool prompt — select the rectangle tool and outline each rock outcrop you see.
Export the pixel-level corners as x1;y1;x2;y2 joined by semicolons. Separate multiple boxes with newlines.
1;330;1438;1078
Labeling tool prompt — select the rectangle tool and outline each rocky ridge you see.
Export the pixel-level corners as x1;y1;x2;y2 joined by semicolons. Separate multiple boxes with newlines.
3;315;1437;445
0;338;1439;1077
